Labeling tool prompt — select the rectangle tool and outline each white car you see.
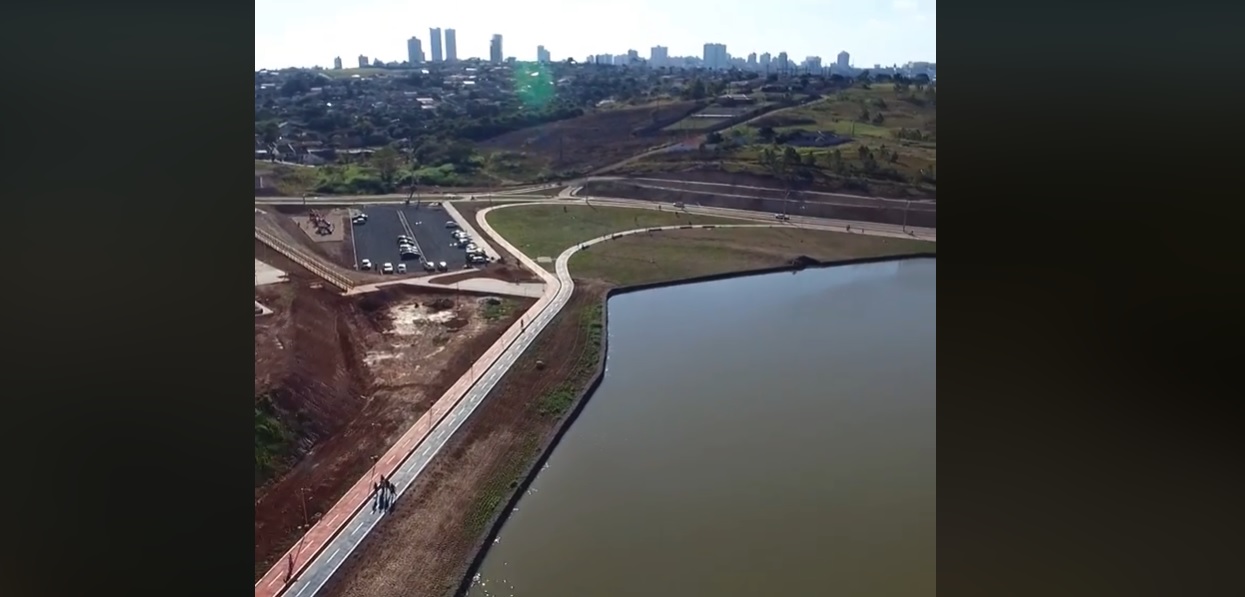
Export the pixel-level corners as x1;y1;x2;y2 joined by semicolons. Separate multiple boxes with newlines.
382;262;394;274
774;213;790;221
436;261;448;271
396;263;407;273
423;261;436;272
359;259;373;270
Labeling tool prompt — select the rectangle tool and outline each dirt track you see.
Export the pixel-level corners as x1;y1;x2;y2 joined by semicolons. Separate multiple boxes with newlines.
254;271;532;580
581;181;938;229
319;283;607;597
478;102;703;173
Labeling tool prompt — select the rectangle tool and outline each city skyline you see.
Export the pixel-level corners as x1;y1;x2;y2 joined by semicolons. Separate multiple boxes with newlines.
254;0;934;70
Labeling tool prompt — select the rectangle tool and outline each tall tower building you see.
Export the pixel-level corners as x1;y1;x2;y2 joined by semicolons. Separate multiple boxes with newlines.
650;45;668;68
358;54;369;68
536;45;551;63
837;51;850;70
702;43;727;70
333;56;343;70
430;28;443;62
444;28;458;62
407;37;424;64
760;52;772;71
777;51;789;73
489;34;503;64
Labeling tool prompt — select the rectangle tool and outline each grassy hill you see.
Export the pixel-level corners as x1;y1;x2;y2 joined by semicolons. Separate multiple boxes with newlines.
618;82;937;197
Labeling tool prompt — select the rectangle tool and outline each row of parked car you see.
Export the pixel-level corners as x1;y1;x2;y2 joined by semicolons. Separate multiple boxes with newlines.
442;222;490;265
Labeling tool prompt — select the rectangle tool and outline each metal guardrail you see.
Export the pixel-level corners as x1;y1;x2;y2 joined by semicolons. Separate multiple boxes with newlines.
255;228;354;292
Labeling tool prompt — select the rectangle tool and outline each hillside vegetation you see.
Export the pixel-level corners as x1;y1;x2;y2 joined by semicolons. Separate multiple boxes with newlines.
621;81;937;197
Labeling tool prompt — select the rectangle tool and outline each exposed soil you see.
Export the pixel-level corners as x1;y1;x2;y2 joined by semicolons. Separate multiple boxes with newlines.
254;277;532;580
581;180;938;229
255;211;372;286
270;206;357;268
477;102;704;174
319;283;609;597
620;162;936;199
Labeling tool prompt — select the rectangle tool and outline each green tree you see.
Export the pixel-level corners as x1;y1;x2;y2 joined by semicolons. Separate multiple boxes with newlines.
371;146;401;184
705;131;724;144
689;79;707;100
758;126;776;142
261;122;279;145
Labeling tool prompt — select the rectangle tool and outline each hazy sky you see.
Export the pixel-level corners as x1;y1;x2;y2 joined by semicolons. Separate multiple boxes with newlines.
255;0;935;70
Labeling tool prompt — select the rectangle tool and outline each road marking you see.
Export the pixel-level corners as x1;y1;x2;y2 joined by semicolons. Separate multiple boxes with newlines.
330;548;341;562
295;583;311;597
352;519;366;533
326;513;340;526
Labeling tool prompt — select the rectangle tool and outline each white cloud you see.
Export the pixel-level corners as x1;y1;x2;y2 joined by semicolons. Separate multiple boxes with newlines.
893;0;918;12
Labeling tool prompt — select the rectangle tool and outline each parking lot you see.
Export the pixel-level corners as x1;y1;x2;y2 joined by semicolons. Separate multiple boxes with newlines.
350;204;483;274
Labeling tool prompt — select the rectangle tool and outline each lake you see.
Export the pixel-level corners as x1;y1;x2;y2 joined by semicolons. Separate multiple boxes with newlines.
468;258;936;597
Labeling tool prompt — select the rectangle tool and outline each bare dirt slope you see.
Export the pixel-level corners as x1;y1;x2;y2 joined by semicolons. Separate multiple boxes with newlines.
254;273;532;580
581;180;937;229
319;284;607;597
477;102;703;173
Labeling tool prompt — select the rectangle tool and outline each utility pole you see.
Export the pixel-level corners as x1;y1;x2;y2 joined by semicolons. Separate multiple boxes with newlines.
299;487;310;528
902;200;910;234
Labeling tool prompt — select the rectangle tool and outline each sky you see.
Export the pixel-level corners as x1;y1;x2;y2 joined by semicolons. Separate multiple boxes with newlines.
255;0;934;71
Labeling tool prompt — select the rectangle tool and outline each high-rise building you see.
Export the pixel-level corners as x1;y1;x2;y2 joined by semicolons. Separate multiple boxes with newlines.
837;51;850;70
536;45;551;63
407;37;424;64
702;43;727;70
333;56;343;70
649;45;668;68
760;52;772;71
358;55;369;68
777;51;789;73
804;56;822;72
430;28;443;62
373;57;383;67
444;28;457;62
489;34;503;64
747;52;757;67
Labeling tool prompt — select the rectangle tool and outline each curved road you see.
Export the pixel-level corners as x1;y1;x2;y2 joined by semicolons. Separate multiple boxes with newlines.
261;207;817;597
256;194;935;241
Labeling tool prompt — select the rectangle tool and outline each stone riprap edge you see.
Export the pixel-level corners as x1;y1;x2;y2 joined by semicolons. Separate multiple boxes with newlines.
451;252;936;596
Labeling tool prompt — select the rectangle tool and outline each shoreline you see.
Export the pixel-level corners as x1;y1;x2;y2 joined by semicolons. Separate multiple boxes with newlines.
450;252;937;596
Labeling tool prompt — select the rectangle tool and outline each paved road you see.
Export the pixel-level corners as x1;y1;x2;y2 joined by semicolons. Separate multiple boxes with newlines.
257;216;563;597
261;194;935;241
258;196;933;597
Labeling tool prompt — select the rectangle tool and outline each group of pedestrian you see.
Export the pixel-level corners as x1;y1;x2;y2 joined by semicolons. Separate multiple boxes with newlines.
372;475;397;513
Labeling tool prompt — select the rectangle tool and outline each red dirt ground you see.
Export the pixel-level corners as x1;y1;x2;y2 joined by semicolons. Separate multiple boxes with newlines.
477;102;703;173
622;162;936;199
319;283;608;597
254;272;532;580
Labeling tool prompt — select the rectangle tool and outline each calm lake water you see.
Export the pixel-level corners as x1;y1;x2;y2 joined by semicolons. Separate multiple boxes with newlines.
468;258;936;597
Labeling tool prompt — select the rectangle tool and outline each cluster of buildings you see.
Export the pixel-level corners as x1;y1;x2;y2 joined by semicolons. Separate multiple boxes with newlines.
593;44;935;79
327;31;933;80
332;28;516;69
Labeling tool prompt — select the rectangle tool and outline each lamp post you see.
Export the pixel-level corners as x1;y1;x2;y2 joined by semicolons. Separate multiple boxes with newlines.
902;200;911;234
